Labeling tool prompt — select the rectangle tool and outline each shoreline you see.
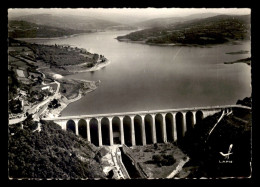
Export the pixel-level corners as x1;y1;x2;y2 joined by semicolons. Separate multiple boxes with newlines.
117;38;211;48
47;60;108;118
69;60;110;73
15;29;134;41
224;57;251;66
15;40;110;119
15;32;93;41
44;79;100;118
43;61;105;118
116;38;209;47
117;38;247;48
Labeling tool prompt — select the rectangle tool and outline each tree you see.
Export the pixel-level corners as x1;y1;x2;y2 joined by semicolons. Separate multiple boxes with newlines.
92;54;99;62
9;99;22;114
50;56;56;66
86;63;94;68
152;154;176;166
48;99;61;109
8;121;106;179
23;118;38;131
37;76;43;84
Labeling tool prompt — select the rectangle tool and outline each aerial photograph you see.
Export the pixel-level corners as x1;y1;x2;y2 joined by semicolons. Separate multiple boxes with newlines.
8;8;251;179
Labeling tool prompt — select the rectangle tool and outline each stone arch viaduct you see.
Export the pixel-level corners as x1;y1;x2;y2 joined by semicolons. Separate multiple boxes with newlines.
42;105;248;147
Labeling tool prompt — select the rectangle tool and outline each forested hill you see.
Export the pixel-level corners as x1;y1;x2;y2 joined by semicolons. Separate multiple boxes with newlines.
8;20;88;38
135;13;221;28
117;14;250;45
9;13;120;31
8;120;106;179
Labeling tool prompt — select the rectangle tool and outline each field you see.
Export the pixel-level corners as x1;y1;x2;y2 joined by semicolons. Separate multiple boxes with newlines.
130;143;188;178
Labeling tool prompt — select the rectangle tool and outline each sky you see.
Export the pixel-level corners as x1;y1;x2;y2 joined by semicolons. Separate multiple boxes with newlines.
8;8;250;24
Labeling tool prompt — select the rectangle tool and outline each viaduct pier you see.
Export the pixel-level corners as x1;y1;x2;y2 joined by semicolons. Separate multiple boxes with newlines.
42;105;249;147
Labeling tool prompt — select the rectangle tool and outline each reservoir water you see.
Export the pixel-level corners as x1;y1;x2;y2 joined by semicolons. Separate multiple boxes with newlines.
22;30;251;116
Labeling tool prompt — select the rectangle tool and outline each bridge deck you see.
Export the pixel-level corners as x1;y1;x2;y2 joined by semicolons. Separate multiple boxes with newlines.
42;105;250;121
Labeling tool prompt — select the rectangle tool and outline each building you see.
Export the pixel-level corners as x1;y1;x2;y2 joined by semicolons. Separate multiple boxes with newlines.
28;71;43;78
41;86;50;91
19;90;27;96
17;77;31;85
16;68;29;78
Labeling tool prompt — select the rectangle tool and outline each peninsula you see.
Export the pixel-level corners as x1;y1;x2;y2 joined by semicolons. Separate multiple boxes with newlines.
224;57;251;65
8;37;109;123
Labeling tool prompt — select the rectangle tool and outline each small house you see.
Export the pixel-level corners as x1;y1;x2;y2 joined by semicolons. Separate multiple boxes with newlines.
41;86;50;91
16;68;29;78
28;71;43;78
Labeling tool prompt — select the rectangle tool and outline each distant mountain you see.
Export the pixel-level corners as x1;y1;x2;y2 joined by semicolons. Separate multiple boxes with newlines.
117;14;251;45
9;14;121;31
105;24;138;31
135;13;221;28
8;20;88;38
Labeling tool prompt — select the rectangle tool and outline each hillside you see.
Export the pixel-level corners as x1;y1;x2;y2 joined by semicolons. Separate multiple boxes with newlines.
8;20;88;38
178;97;252;178
8;120;106;179
135;13;221;28
9;14;120;31
117;15;250;45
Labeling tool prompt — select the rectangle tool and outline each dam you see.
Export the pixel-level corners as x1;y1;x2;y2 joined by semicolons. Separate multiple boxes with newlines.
42;105;248;147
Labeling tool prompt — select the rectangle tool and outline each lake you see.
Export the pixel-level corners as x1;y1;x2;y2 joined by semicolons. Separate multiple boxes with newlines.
22;30;251;116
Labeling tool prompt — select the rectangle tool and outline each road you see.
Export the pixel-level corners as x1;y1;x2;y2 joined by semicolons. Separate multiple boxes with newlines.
207;109;233;141
9;80;60;125
110;145;130;179
166;157;190;178
30;80;60;119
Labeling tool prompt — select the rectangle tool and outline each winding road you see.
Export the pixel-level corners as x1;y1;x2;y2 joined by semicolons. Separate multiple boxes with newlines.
9;80;60;125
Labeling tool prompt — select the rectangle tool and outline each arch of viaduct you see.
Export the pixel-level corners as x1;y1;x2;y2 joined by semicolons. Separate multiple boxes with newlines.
42;105;248;147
